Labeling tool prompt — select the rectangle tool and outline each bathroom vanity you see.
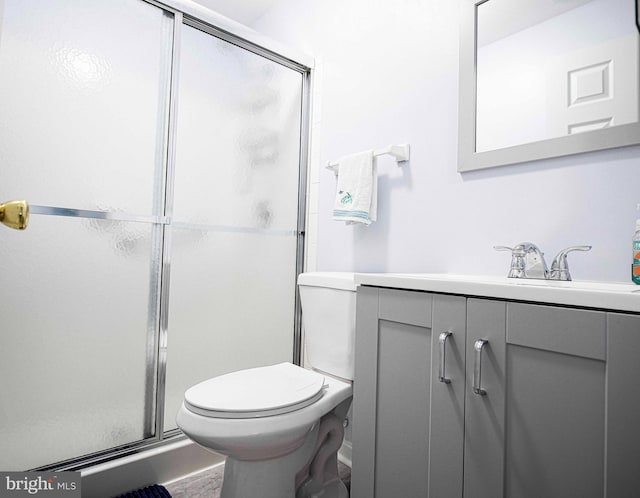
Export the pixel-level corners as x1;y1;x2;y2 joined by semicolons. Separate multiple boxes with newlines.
350;274;640;498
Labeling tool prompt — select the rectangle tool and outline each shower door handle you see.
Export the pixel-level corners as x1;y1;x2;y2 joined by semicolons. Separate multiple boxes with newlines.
473;339;489;396
438;331;452;384
0;199;29;230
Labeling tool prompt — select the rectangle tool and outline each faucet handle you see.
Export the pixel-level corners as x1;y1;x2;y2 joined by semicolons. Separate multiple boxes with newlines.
494;245;525;278
494;245;514;252
494;242;548;279
549;245;592;281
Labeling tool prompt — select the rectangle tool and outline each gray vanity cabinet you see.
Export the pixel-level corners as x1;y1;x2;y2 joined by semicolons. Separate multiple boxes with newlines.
352;286;640;498
350;286;466;498
465;299;640;498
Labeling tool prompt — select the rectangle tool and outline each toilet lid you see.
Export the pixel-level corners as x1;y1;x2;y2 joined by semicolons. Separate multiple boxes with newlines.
184;362;326;419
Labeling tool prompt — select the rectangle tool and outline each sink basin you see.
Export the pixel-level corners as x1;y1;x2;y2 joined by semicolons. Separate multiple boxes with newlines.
354;273;640;312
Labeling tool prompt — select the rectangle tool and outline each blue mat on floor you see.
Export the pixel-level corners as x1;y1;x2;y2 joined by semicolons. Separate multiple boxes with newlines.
116;484;171;498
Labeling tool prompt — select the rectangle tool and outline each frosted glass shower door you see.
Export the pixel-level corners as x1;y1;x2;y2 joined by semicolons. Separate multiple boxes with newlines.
163;24;304;431
0;0;173;470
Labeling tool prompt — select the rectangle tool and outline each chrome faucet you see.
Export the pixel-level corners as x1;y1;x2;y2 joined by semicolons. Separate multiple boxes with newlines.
494;242;591;281
494;242;548;279
548;246;592;281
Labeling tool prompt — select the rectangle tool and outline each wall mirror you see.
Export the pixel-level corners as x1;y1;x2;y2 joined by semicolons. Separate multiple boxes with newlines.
458;0;640;172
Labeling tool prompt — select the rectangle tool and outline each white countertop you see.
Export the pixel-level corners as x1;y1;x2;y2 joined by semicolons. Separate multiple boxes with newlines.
354;273;640;313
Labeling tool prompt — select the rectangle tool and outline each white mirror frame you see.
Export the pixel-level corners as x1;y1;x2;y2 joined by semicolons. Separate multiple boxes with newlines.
458;0;640;172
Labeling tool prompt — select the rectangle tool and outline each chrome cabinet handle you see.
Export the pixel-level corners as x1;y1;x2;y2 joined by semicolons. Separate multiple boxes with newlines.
473;339;489;395
438;331;453;384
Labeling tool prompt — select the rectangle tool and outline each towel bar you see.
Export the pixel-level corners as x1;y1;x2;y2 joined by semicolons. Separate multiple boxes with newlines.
326;144;410;172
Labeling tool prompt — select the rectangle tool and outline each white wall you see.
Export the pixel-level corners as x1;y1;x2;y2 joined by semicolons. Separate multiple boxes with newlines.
253;0;640;283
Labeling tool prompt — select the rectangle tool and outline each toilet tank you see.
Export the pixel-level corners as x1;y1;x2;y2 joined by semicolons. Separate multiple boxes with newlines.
297;272;357;381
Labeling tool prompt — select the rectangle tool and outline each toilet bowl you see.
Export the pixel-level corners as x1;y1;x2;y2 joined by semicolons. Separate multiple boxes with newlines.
176;363;352;498
176;272;356;498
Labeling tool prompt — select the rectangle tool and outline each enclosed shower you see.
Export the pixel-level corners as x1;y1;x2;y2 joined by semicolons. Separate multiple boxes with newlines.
0;0;309;471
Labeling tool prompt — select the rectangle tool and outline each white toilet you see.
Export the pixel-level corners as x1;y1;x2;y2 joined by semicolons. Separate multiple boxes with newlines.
176;272;356;498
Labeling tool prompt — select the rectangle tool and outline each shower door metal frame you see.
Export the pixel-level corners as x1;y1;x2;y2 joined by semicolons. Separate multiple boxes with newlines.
27;0;312;471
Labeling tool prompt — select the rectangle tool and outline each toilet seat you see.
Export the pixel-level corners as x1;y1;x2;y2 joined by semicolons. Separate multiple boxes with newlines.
184;362;326;419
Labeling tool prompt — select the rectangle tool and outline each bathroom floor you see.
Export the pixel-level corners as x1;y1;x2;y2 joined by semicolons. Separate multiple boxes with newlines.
163;461;352;497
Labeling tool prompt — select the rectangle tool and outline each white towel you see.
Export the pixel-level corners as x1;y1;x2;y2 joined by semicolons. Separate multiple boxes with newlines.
331;150;377;225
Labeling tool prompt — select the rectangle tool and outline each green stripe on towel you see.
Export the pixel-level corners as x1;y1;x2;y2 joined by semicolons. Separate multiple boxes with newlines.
333;209;370;220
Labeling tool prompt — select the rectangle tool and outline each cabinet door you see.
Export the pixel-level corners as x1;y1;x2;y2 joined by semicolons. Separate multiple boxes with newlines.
351;287;465;498
606;312;640;497
429;293;467;497
465;299;609;498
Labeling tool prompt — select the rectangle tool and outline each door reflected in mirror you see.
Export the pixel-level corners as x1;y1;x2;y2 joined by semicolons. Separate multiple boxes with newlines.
476;0;638;153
